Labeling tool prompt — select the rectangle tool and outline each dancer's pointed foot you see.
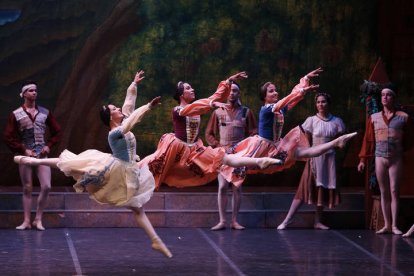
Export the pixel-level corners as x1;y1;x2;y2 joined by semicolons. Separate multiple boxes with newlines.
256;157;282;169
231;222;245;230
392;227;402;235
13;156;36;165
335;132;357;148
211;222;226;231
277;218;293;230
151;237;173;258
403;228;414;238
314;222;330;230
32;220;45;231
16;222;31;230
376;226;391;234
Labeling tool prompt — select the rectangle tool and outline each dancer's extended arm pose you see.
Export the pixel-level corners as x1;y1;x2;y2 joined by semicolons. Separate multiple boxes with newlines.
3;81;62;231
13;71;172;258
139;71;280;189
277;92;345;230
220;68;355;187
358;85;414;235
205;82;258;231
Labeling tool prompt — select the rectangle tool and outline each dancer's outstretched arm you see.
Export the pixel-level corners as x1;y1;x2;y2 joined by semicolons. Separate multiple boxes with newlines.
122;70;145;116
179;72;248;117
120;96;161;134
273;67;323;113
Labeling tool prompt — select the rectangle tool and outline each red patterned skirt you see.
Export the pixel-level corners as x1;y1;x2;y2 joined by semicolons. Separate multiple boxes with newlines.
138;133;225;189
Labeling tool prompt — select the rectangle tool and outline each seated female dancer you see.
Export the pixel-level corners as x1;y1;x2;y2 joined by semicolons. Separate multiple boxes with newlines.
139;71;282;189
14;70;172;258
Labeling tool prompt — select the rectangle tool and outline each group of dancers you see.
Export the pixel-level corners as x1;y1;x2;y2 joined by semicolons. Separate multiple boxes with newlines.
5;67;413;259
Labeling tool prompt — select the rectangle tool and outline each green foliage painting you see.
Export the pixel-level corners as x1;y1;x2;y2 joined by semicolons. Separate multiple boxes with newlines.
105;0;378;156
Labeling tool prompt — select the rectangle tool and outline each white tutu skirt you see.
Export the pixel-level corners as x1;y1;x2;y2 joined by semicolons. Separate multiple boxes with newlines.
57;149;154;208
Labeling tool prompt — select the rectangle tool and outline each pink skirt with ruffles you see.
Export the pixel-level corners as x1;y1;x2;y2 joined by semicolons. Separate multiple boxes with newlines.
220;126;310;187
138;133;226;189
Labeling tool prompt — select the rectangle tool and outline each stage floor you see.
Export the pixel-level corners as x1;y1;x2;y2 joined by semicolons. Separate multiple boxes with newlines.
0;228;413;275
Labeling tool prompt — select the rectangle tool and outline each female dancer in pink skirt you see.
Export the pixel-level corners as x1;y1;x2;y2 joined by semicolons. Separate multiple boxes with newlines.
220;68;356;188
139;72;282;189
13;71;172;258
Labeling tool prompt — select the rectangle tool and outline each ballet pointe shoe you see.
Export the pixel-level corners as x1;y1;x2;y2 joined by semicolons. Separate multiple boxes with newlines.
231;222;245;230
314;222;330;230
335;132;357;148
277;218;293;230
13;156;35;165
392;227;402;235
403;228;414;238
16;222;32;230
256;157;282;169
151;237;173;258
32;220;45;231
376;226;391;234
211;222;226;231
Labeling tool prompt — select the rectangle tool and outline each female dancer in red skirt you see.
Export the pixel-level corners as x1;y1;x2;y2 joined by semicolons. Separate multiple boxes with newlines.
220;68;356;188
139;71;282;189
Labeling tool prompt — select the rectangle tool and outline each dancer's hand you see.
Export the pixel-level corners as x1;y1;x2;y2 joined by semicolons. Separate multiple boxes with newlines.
24;149;37;157
227;71;248;83
149;96;161;108
133;70;145;85
305;67;323;79
357;161;365;172
303;84;320;94
39;146;50;157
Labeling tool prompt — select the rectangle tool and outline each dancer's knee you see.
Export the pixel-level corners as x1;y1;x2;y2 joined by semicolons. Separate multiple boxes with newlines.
22;183;33;195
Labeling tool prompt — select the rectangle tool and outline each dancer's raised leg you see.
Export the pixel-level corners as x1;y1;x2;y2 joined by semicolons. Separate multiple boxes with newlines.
295;132;357;159
14;156;59;168
223;154;282;169
129;207;172;258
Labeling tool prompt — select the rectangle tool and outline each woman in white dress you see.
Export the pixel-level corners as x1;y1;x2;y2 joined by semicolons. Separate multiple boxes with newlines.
13;70;172;258
277;92;345;230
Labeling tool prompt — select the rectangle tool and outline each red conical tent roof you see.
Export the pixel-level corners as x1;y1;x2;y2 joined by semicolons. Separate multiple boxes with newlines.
368;57;390;83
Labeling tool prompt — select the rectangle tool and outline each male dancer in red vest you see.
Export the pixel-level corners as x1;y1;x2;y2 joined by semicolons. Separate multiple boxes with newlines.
4;81;61;230
206;82;257;230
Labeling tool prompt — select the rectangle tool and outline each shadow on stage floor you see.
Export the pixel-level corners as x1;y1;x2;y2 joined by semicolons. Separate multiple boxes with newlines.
0;228;413;275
